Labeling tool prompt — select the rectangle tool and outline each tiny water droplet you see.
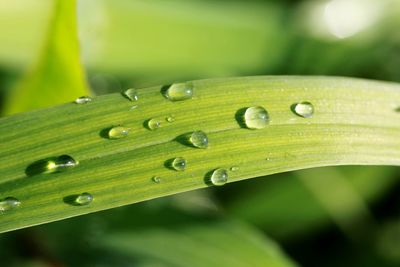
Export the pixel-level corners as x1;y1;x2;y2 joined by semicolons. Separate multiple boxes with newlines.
75;96;92;104
147;119;161;130
171;157;187;171
189;131;208;148
123;88;139;101
244;106;269;129
108;126;130;139
210;168;228;186
152;176;161;183
292;102;314;118
130;105;138;111
230;166;239;172
162;82;193;101
166;115;175;123
0;197;21;212
74;192;93;206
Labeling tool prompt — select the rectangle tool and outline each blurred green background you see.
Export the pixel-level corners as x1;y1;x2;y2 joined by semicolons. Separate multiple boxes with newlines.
0;0;400;266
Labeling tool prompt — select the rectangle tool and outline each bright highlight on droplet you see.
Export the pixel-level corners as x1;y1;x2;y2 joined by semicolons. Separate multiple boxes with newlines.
162;82;194;101
123;88;139;101
189;131;209;149
244;106;269;129
292;102;314;118
108;126;130;139
0;197;21;212
210;168;228;186
75;96;92;104
73;193;93;206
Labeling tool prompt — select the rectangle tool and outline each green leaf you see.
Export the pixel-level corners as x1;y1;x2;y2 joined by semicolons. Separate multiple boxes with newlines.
0;76;400;233
101;220;297;267
4;0;89;115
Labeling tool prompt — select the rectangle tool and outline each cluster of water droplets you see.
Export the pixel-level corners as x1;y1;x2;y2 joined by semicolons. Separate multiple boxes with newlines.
2;84;319;213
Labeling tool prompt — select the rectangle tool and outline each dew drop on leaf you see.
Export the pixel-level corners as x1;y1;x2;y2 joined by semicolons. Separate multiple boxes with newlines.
244;106;269;129
74;96;92;104
292;102;314;118
0;197;21;213
108;126;130;139
171;157;187;171
162;82;193;101
230;166;239;172
210;168;228;186
152;176;161;183
73;192;93;206
147;119;161;130
189;131;208;148
123;88;139;101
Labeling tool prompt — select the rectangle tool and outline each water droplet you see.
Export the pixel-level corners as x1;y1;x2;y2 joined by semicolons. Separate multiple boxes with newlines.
73;192;93;206
26;155;79;176
75;96;92;104
162;82;193;101
189;131;208;148
108;126;130;139
147;119;161;130
123;88;139;101
244;106;269;129
0;197;21;212
130;105;138;111
210;168;228;186
166;115;175;123
292;102;314;118
171;157;187;171
152;176;161;183
230;166;239;172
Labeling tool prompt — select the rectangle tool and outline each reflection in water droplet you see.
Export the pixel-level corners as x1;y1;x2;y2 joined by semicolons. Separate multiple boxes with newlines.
0;197;21;212
210;168;228;186
26;155;79;176
244;106;269;129
171;157;186;171
152;176;161;183
189;131;208;148
292;102;314;118
230;166;239;172
147;119;161;130
123;88;139;101
74;193;93;206
108;126;130;139
166;115;175;123
75;96;92;104
162;82;193;101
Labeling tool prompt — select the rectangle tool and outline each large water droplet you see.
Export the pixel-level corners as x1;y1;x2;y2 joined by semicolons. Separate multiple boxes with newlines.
244;106;269;129
75;96;92;104
108;126;130;139
171;157;187;171
26;155;79;176
0;197;21;212
74;193;93;206
152;176;161;183
292;102;314;118
189;131;208;148
147;119;161;130
123;88;139;101
162;82;193;101
210;168;228;186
